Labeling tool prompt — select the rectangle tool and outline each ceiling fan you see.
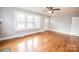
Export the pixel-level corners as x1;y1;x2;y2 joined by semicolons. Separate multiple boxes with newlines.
43;7;60;14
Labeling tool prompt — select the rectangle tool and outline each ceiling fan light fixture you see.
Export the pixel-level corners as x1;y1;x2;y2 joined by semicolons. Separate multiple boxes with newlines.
48;11;52;14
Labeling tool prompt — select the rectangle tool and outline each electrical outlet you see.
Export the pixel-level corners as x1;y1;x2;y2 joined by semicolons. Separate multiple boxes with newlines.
0;21;1;24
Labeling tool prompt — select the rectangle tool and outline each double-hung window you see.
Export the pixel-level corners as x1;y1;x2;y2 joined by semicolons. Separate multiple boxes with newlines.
15;11;40;31
26;16;34;29
15;12;26;31
26;15;40;29
34;16;40;29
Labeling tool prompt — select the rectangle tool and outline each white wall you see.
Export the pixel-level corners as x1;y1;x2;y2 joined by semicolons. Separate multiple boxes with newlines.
44;17;49;30
50;15;71;33
0;8;4;37
0;8;1;37
50;14;79;36
1;8;15;37
0;7;48;40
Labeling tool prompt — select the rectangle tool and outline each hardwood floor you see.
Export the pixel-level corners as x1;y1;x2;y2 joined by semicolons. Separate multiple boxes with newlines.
0;30;79;52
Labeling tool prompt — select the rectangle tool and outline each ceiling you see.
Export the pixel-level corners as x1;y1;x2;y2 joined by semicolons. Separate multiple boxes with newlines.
18;7;79;16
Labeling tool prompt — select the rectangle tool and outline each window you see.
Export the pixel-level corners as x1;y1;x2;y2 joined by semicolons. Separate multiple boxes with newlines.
26;16;34;29
15;12;26;31
26;15;40;29
34;16;40;28
15;11;40;31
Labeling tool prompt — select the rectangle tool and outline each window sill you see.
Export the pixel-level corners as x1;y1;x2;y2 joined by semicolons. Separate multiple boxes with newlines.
16;28;41;33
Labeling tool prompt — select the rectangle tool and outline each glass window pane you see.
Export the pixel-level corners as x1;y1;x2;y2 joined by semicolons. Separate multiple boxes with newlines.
34;16;40;28
27;16;33;22
17;18;25;21
26;15;34;29
16;12;26;31
27;23;33;29
17;24;25;30
17;13;25;19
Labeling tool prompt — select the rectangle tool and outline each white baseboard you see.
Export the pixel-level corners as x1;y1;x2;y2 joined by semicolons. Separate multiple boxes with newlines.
0;30;46;41
50;29;79;37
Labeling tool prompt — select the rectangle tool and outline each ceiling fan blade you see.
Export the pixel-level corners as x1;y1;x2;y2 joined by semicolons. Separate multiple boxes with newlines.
42;7;60;14
47;7;53;10
42;10;48;12
53;8;60;10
